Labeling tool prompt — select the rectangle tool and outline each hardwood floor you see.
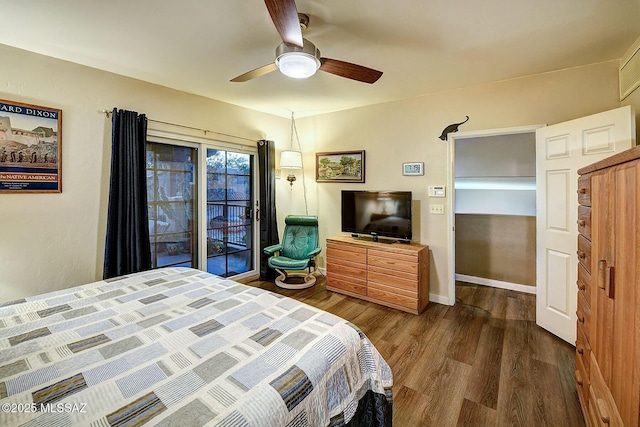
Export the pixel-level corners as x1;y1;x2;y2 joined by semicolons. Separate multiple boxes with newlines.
242;275;585;427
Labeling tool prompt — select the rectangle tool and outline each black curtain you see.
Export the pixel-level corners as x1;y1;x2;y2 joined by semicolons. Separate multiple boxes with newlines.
103;108;152;279
258;139;279;280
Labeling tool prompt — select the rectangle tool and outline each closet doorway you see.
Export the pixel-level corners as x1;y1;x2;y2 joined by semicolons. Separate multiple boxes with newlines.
447;125;542;303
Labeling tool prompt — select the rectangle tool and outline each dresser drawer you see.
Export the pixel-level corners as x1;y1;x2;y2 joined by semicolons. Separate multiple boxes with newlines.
326;243;367;264
589;353;624;427
367;282;417;311
326;272;366;296
326;258;367;281
577;205;592;240
577;262;591;307
577;291;591;340
575;349;590;416
576;322;591;379
368;266;418;292
577;234;592;274
578;173;592;206
367;250;418;274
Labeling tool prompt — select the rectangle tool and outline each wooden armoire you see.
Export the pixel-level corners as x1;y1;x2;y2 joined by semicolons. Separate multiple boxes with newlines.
576;145;640;426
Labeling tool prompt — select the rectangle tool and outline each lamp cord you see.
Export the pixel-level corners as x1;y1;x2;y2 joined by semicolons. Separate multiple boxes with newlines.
290;112;309;215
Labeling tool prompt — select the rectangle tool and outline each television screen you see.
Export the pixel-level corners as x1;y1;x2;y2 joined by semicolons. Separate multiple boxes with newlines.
341;190;412;240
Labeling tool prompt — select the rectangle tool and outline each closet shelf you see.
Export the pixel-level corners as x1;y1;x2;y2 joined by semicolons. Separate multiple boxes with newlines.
454;176;535;190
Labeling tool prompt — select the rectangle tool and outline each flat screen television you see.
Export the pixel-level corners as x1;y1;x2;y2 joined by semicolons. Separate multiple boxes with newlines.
341;190;412;240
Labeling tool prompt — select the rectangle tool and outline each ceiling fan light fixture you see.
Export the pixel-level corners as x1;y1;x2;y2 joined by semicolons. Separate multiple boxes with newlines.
277;52;320;78
275;39;321;79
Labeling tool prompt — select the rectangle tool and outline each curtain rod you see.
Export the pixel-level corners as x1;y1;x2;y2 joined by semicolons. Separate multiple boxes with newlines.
100;109;258;143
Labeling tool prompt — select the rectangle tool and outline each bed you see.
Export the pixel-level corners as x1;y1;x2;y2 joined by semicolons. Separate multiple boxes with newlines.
0;268;392;426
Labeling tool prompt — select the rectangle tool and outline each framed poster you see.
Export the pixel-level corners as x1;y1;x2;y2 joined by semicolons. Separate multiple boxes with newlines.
0;99;62;193
316;150;365;183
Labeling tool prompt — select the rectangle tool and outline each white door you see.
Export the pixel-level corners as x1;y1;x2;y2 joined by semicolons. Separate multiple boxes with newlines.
536;105;635;344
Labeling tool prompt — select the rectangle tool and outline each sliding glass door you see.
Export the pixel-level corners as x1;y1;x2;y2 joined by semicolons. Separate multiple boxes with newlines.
146;134;256;278
205;149;254;277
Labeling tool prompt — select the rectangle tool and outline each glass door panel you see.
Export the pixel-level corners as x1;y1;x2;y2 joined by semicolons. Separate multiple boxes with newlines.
146;143;197;269
206;149;253;277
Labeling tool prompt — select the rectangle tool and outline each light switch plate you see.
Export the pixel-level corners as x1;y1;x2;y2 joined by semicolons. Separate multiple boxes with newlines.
430;204;445;214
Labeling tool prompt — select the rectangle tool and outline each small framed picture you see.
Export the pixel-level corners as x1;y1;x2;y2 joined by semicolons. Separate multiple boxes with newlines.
316;150;365;183
402;162;424;176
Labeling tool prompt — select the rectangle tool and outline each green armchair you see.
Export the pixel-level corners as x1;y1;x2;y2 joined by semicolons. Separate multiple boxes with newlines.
264;215;321;289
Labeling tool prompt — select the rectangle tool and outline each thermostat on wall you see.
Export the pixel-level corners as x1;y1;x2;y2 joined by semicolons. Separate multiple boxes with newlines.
428;185;446;197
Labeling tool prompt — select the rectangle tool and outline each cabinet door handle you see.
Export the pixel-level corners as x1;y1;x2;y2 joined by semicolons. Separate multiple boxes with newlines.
577;188;587;194
577;250;586;260
577;219;586;227
575;370;583;386
576;310;585;324
597;260;606;290
596;398;610;424
597;260;615;298
576;280;586;291
605;266;615;299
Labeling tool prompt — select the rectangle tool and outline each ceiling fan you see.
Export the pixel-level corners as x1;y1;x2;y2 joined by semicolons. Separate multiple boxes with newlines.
230;0;383;84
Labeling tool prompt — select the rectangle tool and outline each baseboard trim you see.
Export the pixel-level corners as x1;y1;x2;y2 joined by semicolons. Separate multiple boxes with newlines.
428;293;452;305
455;274;536;294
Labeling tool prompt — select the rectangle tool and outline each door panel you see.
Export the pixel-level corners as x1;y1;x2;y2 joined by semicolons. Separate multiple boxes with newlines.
546;169;570;231
545;249;571;316
146;143;197;269
206;149;254;278
536;105;634;344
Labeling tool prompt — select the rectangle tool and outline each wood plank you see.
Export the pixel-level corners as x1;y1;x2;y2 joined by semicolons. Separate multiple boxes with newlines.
464;323;504;409
456;398;498;427
496;315;532;426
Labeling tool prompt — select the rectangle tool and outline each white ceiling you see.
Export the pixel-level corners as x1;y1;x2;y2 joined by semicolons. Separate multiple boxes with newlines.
1;0;639;118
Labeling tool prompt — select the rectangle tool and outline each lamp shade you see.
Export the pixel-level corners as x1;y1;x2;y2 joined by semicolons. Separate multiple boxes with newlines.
280;150;303;169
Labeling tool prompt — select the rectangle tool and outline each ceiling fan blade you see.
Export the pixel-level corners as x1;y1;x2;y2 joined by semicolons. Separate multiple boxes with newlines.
230;62;278;82
319;58;383;84
264;0;303;48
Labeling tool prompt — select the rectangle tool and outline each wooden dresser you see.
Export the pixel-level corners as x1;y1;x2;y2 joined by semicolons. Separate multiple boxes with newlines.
325;235;429;314
576;146;640;427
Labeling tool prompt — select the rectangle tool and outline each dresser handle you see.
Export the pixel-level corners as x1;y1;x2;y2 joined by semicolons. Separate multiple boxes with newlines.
596;398;610;424
576;310;585;324
576;343;584;355
577;188;587;194
577;219;586;227
577;250;586;260
577;280;585;291
575;370;583;386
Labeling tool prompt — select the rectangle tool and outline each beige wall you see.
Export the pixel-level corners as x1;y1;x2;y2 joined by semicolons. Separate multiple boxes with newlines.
295;60;621;303
0;44;290;302
0;41;627;305
455;214;536;286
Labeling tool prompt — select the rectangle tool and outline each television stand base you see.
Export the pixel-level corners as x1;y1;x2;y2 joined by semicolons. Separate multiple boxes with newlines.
353;235;396;244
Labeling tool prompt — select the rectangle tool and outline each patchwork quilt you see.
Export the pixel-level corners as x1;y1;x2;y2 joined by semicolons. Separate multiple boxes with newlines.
0;268;393;426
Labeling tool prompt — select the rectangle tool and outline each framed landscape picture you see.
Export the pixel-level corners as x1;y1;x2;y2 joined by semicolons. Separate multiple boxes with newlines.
316;150;365;183
0;99;62;193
